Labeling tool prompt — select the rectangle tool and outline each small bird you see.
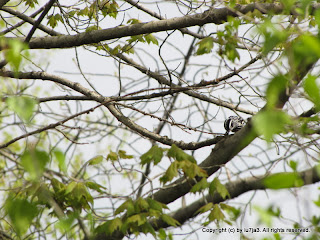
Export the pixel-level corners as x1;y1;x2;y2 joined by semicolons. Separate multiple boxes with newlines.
224;116;245;135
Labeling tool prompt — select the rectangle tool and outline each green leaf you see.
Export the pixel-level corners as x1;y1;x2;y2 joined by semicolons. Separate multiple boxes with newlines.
127;214;146;226
288;160;298;171
316;163;320;178
55;212;77;233
65;181;77;194
66;182;93;209
253;109;292;141
160;161;178;183
220;203;241;221
98;0;119;18
314;196;320;207
146;198;168;212
291;34;320;68
115;198;134;216
254;205;273;226
144;34;158;45
158;228;167;240
85;25;99;32
24;0;38;7
209;177;230;199
118;150;133;159
225;43;239;62
127;18;141;24
21;149;50;180
5;196;38;236
196;37;214;55
107;151;118;161
167;144;195;163
5;39;28;72
135;197;149;212
6;96;37;122
51;178;66;194
208;204;225;222
304;74;320;111
190;178;209;193
266;75;288;108
161;214;180;227
196;202;213;214
109;217;122;233
88;155;103;165
140;145;164;165
53;150;67;174
85;181;106;193
260;20;288;54
264;172;304;189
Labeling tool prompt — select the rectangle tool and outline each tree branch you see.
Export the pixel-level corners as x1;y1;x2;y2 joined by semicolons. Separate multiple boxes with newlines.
115;52;257;115
1;5;61;36
153;165;320;229
150;58;319;205
4;3;319;50
0;70;224;149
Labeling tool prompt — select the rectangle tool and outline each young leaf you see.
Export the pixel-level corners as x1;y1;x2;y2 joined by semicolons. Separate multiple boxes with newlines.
6;96;37;122
288;160;298;171
144;34;158;45
140;145;164;165
208;204;225;222
135;197;149;212
5;196;39;236
107;151;118;161
88;155;103;165
254;205;273;227
53;150;67;173
313;196;320;207
51;178;66;194
115;198;134;215
146;198;168;212
160;161;178;184
304;74;320;111
266;75;288;108
263;172;304;189
21;149;50;180
118;150;133;159
220;203;241;221
5;39;28;72
190;178;209;193
253;109;292;141
108;217;122;233
55;212;77;233
196;37;214;55
65;181;77;194
168;144;195;163
161;214;180;227
210;177;230;199
85;181;106;193
127;214;146;226
196;202;213;214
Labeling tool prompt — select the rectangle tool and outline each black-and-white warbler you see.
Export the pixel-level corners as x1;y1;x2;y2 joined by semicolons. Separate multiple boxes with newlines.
224;116;245;135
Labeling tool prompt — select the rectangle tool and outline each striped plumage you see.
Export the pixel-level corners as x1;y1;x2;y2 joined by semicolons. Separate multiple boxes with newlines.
224;116;245;135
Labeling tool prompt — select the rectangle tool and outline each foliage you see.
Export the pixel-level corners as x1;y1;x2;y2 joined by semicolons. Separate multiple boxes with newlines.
0;0;320;239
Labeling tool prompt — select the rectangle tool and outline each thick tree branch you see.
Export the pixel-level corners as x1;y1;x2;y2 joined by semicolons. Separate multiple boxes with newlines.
0;0;9;9
150;58;318;205
3;3;319;50
154;165;320;229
